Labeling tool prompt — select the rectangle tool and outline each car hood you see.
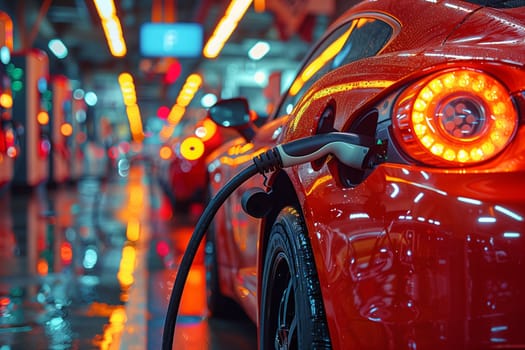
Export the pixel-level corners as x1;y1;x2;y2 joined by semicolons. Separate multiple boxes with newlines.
442;5;525;66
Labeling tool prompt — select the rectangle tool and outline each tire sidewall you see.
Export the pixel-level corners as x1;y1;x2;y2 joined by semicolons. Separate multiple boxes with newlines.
260;206;329;349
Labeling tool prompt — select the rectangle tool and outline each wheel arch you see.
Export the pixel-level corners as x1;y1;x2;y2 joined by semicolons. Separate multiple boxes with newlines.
260;170;301;252
257;169;303;310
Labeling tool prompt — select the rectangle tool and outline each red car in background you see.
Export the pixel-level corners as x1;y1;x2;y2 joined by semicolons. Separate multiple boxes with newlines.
204;0;525;349
158;117;234;212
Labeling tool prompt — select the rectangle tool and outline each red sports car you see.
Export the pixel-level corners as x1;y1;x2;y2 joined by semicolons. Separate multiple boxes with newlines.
157;117;234;212
204;0;525;349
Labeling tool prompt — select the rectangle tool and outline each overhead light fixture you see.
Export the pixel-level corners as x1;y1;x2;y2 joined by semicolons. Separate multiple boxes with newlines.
48;39;68;59
254;0;265;12
200;93;217;108
0;46;10;64
166;73;202;125
203;0;253;59
84;91;98;106
118;72;143;142
254;70;267;85
248;41;270;60
73;88;85;100
93;0;127;57
159;73;203;139
93;0;115;18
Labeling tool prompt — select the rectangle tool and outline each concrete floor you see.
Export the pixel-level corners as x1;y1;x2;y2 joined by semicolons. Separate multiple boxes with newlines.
0;163;257;349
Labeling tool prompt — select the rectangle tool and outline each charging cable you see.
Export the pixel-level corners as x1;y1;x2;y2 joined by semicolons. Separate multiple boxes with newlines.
162;132;372;349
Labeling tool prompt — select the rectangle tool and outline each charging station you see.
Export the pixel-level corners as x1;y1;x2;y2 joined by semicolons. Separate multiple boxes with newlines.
50;75;72;184
11;49;51;187
0;11;14;190
0;58;14;189
69;91;87;181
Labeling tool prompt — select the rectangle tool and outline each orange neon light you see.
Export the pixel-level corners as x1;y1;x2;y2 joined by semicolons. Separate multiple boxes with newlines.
93;0;127;57
118;72;143;142
0;12;13;51
118;244;136;288
159;145;173;160
167;104;185;125
126;219;140;242
0;93;12;108
203;0;253;58
60;123;73;137
37;258;49;275
37;111;49;125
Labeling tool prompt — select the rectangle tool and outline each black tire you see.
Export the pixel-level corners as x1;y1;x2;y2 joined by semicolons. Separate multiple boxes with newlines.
260;206;331;349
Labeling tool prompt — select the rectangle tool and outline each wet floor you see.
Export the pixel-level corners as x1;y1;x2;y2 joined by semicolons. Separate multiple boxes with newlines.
0;162;257;349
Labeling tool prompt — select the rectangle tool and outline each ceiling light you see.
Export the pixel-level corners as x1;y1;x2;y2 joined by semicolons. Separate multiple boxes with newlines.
93;0;115;19
93;0;127;57
254;70;267;85
0;46;10;64
48;39;68;59
248;41;270;60
201;93;217;108
73;88;85;100
84;91;98;106
118;72;143;142
203;0;253;58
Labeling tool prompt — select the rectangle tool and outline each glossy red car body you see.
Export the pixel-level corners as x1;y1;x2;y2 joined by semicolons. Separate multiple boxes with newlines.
205;1;525;349
159;118;231;210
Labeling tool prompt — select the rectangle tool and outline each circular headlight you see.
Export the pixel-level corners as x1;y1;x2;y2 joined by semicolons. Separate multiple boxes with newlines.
180;136;205;161
394;69;518;166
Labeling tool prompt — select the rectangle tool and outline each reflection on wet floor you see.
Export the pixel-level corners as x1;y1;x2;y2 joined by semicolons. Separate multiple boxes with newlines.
0;163;256;349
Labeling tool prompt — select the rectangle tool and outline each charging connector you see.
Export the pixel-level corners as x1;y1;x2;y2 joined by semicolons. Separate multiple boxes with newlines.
253;132;371;173
277;132;371;169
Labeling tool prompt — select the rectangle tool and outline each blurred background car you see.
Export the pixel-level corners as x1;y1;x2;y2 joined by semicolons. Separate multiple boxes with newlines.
204;0;525;349
156;116;236;213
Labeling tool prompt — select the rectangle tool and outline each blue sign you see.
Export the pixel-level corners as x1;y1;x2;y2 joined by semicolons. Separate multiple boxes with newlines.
140;23;203;58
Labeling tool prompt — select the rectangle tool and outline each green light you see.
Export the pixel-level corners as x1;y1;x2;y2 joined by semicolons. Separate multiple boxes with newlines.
12;67;23;80
12;81;23;92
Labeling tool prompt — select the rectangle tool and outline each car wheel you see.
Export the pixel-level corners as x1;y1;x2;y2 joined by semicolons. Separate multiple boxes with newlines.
260;206;331;349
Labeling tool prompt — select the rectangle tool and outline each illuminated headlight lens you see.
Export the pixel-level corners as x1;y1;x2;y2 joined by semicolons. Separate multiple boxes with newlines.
180;136;205;161
394;69;518;166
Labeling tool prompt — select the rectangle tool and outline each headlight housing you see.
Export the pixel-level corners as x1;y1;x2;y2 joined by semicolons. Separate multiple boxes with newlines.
393;69;518;166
